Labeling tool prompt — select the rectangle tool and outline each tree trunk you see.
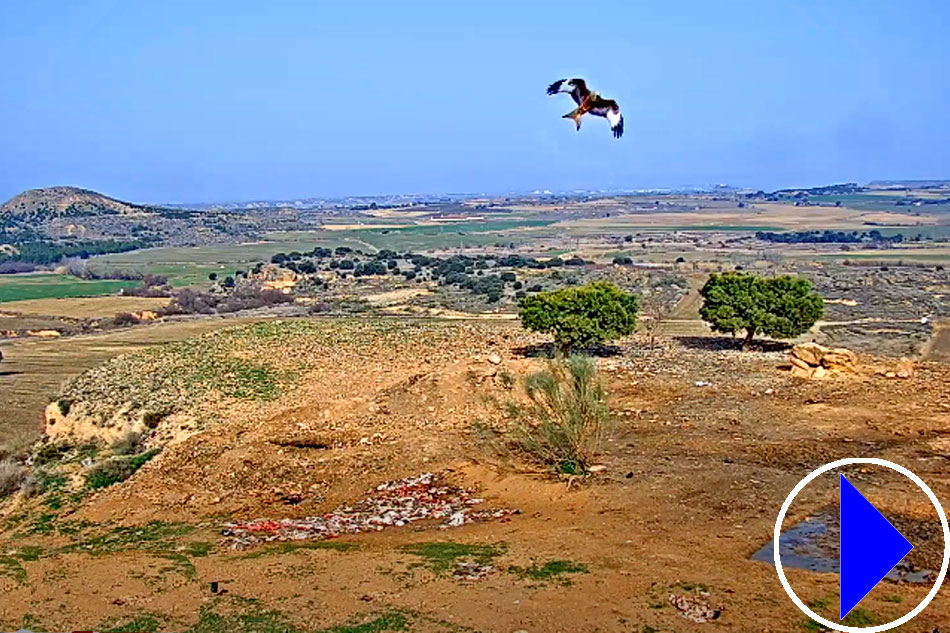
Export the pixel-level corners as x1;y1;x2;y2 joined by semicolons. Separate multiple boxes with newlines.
742;329;755;351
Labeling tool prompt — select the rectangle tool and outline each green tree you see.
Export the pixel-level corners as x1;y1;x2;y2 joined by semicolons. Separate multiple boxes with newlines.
699;272;823;349
518;281;639;351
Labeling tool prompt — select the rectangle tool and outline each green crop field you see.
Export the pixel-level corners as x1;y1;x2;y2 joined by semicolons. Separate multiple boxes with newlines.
806;193;950;214
0;274;138;303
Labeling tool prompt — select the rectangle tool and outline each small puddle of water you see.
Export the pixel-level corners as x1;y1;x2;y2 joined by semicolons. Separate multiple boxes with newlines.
751;507;935;584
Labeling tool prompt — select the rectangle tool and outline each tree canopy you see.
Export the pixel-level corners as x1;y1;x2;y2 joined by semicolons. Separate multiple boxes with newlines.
518;281;639;350
699;272;823;348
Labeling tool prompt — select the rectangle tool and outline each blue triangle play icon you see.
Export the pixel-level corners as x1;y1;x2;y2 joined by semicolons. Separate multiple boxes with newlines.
840;474;914;619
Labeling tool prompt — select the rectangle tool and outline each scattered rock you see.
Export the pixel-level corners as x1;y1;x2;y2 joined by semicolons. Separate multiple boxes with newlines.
788;343;858;379
669;593;723;623
26;329;62;338
453;561;496;582
789;356;812;371
791;342;825;367
820;348;858;373
487;353;502;365
895;359;915;379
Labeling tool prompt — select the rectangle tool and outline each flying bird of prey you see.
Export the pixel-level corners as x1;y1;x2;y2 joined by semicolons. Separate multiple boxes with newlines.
546;78;624;138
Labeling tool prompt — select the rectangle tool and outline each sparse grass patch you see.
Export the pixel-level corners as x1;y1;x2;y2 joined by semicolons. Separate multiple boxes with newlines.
20;614;47;632
158;551;197;579
4;545;44;561
20;512;58;536
165;598;412;633
36;470;67;492
804;608;875;631
32;440;98;467
508;559;589;584
236;540;359;560
400;541;506;575
882;594;903;604
806;597;830;611
321;611;410;633
843;609;875;626
506;355;611;474
65;520;194;555
184;541;215;557
101;613;167;633
0;556;28;584
85;449;160;489
188;600;304;633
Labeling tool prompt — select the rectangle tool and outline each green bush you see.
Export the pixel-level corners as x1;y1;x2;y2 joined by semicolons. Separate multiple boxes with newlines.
699;272;823;348
86;449;160;489
507;355;610;474
518;281;639;351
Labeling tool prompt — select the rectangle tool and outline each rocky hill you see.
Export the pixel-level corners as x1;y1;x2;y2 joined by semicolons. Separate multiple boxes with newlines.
0;186;302;250
0;186;153;219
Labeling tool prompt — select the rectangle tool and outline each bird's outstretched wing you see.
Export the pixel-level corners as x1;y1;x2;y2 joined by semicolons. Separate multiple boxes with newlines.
588;96;624;138
546;78;590;106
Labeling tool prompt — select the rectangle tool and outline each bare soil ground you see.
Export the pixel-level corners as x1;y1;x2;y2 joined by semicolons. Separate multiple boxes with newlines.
0;296;170;318
1;319;949;632
926;320;950;362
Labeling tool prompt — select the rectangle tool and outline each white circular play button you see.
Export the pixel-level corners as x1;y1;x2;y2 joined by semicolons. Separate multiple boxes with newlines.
773;457;950;633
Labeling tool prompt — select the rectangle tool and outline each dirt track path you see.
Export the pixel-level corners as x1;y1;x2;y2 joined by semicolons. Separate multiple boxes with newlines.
924;319;950;361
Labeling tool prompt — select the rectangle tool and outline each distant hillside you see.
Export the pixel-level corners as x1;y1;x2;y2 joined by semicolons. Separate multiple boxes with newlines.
0;186;154;219
867;179;950;189
0;186;302;258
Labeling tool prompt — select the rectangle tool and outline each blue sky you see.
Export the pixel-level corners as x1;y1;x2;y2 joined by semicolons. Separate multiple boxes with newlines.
1;1;948;203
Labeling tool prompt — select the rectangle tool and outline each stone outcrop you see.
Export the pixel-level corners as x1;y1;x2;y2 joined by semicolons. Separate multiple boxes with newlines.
789;343;858;378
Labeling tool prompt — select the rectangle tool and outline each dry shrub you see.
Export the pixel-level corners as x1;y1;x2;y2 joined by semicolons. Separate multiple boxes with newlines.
0;436;33;462
110;430;144;456
0;459;26;498
507;355;611;474
111;312;140;327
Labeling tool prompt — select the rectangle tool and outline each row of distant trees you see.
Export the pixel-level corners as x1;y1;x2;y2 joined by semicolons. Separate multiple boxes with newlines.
0;239;153;269
755;229;903;244
519;273;823;351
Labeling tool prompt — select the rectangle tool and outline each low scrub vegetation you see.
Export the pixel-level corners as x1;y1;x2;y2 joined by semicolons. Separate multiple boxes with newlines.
85;449;160;489
160;284;293;316
507;355;611;474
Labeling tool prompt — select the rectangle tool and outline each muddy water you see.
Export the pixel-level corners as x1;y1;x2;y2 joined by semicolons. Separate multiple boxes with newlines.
751;507;936;584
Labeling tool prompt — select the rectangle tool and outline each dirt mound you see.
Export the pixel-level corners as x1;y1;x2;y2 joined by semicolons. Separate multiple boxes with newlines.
57;320;538;523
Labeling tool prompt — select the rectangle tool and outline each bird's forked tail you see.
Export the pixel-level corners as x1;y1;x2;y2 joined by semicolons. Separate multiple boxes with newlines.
562;108;582;130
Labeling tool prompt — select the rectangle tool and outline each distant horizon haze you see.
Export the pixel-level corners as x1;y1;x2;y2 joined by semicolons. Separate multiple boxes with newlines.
2;1;948;204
